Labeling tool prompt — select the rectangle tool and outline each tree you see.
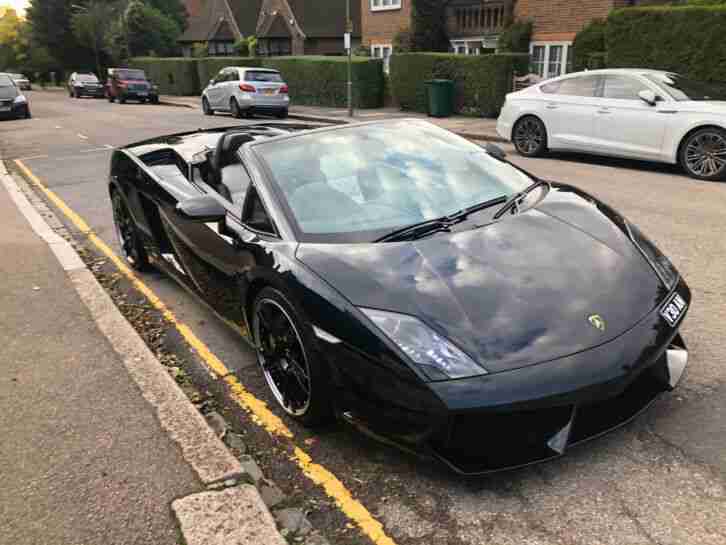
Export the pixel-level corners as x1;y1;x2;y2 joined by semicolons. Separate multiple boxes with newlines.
26;0;93;69
0;7;23;68
146;0;187;31
410;0;451;52
71;1;117;77
125;0;181;57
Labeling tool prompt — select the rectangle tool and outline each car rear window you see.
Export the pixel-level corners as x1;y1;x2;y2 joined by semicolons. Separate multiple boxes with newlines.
245;71;282;83
116;69;146;80
77;74;99;82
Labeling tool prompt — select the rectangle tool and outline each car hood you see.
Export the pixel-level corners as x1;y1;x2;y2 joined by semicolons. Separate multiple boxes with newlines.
0;86;18;99
296;185;668;374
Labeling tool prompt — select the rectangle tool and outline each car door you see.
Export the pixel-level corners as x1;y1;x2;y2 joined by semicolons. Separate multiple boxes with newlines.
207;70;228;109
539;74;602;151
223;69;241;108
592;74;669;160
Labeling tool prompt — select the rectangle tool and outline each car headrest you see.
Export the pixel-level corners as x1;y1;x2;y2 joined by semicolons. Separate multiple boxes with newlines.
211;132;253;185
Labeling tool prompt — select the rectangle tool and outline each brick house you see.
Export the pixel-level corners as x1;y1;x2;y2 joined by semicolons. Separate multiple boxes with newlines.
179;0;361;57
361;0;669;76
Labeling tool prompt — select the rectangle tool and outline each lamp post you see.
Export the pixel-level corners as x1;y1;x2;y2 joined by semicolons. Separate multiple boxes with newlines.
346;0;353;118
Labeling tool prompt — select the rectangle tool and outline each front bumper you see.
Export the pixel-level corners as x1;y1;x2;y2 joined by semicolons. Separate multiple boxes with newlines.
76;86;105;97
334;278;691;474
0;102;29;119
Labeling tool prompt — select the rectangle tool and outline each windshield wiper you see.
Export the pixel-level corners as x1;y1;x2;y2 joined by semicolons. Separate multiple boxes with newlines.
375;218;454;243
493;180;549;220
376;196;509;243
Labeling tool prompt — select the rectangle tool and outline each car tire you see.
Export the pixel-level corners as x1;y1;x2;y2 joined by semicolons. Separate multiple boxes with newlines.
151;97;159;104
277;108;289;119
202;97;213;115
68;88;73;98
119;96;126;104
679;127;726;181
111;191;151;272
512;115;548;157
252;287;332;427
230;98;242;119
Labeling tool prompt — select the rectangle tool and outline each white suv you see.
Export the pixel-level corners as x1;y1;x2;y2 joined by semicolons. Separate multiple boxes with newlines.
202;67;289;119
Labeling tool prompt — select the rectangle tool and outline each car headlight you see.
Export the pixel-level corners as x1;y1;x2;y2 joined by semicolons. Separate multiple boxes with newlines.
360;308;488;381
13;95;26;104
627;222;678;289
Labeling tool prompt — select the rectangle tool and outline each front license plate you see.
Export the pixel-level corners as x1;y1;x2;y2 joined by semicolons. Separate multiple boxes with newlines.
661;293;687;327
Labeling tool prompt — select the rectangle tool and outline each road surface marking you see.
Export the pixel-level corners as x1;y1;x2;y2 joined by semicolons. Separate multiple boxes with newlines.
77;133;88;140
17;154;49;161
14;158;399;545
80;147;114;153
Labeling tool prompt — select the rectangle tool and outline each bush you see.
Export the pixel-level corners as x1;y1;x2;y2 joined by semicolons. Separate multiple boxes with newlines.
129;57;199;95
196;57;262;89
497;21;532;53
572;19;606;72
260;56;384;108
389;53;528;117
607;6;726;81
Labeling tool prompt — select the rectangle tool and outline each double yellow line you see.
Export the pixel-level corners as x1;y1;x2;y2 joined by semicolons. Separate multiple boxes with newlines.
14;158;398;545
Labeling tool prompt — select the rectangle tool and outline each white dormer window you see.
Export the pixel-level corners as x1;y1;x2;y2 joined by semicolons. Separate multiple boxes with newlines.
371;0;402;12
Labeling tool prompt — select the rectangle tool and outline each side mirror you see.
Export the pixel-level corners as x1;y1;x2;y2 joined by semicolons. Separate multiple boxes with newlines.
485;143;507;160
209;79;215;86
638;89;658;106
176;195;226;223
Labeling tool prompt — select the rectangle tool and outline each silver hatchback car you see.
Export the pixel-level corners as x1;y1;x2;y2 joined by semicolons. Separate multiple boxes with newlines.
202;67;289;119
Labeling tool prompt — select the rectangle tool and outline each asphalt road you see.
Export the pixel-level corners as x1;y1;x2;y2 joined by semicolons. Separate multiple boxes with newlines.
3;90;726;545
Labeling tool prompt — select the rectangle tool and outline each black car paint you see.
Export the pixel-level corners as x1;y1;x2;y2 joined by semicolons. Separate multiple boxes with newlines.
109;122;690;474
0;82;29;119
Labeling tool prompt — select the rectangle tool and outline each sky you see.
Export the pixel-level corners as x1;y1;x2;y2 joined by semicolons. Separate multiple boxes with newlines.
3;0;28;16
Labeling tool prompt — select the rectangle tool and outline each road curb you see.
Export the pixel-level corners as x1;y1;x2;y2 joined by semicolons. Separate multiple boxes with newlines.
0;161;286;545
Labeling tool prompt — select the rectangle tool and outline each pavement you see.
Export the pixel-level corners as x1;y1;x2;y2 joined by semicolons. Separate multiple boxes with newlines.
159;94;504;141
0;143;283;540
2;89;726;545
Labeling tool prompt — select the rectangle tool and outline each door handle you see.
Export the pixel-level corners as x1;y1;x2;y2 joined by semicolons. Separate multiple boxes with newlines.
546;103;558;110
597;108;612;114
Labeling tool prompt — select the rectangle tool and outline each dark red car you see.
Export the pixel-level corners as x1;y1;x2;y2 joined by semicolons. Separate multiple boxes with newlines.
106;68;159;104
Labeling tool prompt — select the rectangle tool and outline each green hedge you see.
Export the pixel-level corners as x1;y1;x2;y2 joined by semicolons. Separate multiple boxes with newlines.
196;57;262;90
128;57;200;96
572;19;606;72
260;56;384;109
607;6;726;81
389;53;528;117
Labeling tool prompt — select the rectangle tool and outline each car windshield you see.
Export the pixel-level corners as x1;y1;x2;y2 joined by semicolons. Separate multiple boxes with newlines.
646;73;726;101
245;71;283;82
254;121;533;243
117;69;146;80
77;74;99;82
0;74;14;86
10;74;25;79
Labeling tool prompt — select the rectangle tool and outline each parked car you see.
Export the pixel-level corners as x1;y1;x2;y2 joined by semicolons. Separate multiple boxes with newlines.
109;119;690;474
0;73;31;119
67;72;105;98
498;68;726;181
202;67;289;119
106;68;159;104
8;73;31;91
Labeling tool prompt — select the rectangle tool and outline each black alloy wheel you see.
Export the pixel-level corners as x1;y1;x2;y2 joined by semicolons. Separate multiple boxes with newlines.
111;192;150;271
681;127;726;181
252;288;331;425
202;97;213;115
230;98;242;119
513;116;548;157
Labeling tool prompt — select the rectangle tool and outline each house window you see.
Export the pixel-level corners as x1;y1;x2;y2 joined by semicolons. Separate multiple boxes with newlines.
530;42;571;79
451;40;483;55
371;44;393;73
371;0;402;11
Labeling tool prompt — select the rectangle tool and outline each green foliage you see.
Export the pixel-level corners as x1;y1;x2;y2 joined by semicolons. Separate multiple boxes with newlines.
129;57;199;95
191;43;207;58
587;52;607;70
0;8;24;69
233;36;258;57
71;1;117;76
572;19;606;72
260;56;384;109
26;0;92;69
410;0;449;52
389;52;528;117
125;0;181;58
606;5;726;81
146;0;188;31
497;20;532;53
196;57;262;90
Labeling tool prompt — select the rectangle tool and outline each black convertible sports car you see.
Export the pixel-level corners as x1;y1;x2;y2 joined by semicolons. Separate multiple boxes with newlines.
109;119;691;474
